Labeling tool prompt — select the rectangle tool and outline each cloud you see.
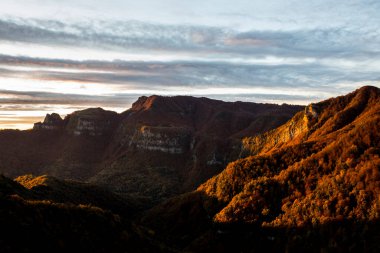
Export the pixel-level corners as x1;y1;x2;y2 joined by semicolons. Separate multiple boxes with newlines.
0;89;138;129
1;18;380;62
1;1;379;129
0;89;138;108
0;54;379;93
0;19;226;53
0;14;379;104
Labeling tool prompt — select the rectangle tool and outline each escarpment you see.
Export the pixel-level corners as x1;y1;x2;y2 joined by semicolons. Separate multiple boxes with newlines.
241;103;319;156
33;108;120;136
1;87;379;253
90;96;302;202
130;126;192;154
65;108;120;136
1;95;302;204
140;86;380;252
240;86;377;157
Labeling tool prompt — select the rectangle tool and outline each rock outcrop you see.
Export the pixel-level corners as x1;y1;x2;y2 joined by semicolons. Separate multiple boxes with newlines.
1;87;379;253
33;113;64;130
65;108;120;136
130;126;192;154
241;106;316;156
3;95;303;204
33;108;120;136
91;96;302;202
141;86;380;252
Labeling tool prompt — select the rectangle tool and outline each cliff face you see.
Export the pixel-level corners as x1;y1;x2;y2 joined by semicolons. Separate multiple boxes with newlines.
33;108;120;136
130;126;192;154
1;87;379;253
90;96;302;203
241;103;319;156
141;86;380;252
240;86;380;159
1;95;302;204
201;86;380;225
65;108;120;136
0;108;121;181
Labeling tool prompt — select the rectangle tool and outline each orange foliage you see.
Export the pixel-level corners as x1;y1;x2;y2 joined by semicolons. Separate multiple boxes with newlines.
199;86;380;228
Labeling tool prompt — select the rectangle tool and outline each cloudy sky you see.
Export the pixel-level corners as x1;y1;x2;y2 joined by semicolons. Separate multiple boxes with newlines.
0;0;379;129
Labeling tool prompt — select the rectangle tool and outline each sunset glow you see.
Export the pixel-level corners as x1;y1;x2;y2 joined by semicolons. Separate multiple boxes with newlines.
1;0;380;129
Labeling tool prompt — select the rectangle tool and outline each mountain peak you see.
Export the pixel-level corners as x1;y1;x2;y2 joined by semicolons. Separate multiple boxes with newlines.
130;95;205;112
241;85;380;156
34;113;64;130
131;95;163;111
43;113;63;124
65;107;120;136
70;107;117;117
352;85;380;103
354;85;379;93
33;107;120;136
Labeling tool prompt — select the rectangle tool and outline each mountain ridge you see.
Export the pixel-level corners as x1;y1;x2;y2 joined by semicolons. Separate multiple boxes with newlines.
0;95;302;205
141;86;380;252
0;86;379;252
241;86;380;156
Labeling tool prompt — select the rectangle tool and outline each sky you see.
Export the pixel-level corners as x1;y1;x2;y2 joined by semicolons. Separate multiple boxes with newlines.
0;0;380;129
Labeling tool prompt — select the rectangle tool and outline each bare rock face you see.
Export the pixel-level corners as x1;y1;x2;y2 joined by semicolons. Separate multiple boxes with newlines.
65;108;120;136
303;103;319;128
14;95;303;204
241;106;316;156
33;109;120;136
33;113;64;130
91;96;303;202
140;87;380;253
130;126;191;154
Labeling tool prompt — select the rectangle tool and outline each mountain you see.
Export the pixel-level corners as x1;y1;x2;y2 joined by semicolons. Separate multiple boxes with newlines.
33;107;121;135
92;96;301;203
142;86;380;252
0;174;162;253
0;96;301;204
14;174;142;215
0;87;379;252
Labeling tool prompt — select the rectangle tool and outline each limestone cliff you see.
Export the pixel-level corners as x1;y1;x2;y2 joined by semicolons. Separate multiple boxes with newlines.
141;86;380;253
10;95;302;204
241;103;319;156
33;108;120;136
65;108;120;136
130;126;191;154
91;95;302;202
240;86;379;158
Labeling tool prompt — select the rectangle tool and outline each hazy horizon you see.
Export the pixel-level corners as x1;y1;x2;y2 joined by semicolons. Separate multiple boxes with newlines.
1;0;380;129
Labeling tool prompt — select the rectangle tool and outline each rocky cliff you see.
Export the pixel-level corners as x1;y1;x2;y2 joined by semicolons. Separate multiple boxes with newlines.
33;108;120;136
206;86;380;225
33;113;64;130
130;126;192;154
141;86;380;252
1;95;302;204
1;87;379;253
241;86;378;158
65;108;120;136
241;103;319;156
89;96;302;202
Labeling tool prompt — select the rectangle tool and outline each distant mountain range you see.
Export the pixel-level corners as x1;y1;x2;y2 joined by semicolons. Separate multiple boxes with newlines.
0;96;301;205
0;86;379;252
